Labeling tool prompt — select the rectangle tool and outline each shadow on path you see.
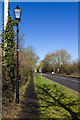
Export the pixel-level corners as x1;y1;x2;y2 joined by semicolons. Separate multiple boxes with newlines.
18;74;40;119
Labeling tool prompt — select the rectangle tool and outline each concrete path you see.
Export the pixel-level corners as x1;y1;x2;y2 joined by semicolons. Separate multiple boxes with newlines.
17;74;40;119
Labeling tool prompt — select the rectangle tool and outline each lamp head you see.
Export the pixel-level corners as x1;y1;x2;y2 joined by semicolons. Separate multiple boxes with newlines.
14;5;22;21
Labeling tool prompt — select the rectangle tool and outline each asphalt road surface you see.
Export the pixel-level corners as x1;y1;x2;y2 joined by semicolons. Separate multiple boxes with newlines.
42;73;80;93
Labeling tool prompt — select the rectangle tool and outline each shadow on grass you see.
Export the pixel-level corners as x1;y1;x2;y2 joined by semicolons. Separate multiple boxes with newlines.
35;84;80;119
17;74;40;119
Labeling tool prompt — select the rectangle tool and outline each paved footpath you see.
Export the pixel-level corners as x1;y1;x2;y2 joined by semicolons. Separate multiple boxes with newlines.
17;74;40;119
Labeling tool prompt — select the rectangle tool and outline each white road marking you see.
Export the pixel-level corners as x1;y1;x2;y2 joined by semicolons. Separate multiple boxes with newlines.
53;76;78;83
59;77;66;79
42;74;79;83
68;79;79;83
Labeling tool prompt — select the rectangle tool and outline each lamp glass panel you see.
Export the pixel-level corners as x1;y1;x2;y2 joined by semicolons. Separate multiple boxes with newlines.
14;9;21;19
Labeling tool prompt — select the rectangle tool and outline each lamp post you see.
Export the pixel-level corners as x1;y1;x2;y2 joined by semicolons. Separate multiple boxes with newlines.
14;5;22;103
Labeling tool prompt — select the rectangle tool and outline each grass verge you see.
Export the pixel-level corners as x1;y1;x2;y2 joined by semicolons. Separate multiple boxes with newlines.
34;74;80;119
2;77;30;118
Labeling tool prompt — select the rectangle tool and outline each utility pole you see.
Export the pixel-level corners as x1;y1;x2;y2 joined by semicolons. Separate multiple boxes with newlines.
2;0;9;56
3;0;9;57
4;0;8;29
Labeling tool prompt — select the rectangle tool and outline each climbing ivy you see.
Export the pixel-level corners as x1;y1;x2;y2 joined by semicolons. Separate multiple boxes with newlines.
1;5;19;101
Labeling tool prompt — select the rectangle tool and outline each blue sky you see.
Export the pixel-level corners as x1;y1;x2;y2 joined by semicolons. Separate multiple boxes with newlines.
2;2;78;62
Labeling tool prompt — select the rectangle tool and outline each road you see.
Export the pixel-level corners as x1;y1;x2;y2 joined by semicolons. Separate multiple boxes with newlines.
42;73;80;93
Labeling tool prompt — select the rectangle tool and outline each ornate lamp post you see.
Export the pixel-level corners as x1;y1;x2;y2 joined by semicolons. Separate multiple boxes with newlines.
14;5;22;103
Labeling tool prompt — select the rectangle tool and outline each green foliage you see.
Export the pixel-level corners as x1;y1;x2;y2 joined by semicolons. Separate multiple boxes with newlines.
38;60;53;73
38;49;78;75
1;4;17;102
60;65;66;74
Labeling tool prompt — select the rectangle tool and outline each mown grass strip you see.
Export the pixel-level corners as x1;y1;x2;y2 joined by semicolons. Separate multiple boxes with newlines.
34;74;80;119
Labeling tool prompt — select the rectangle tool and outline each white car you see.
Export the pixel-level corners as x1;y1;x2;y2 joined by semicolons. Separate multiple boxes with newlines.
52;72;54;74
